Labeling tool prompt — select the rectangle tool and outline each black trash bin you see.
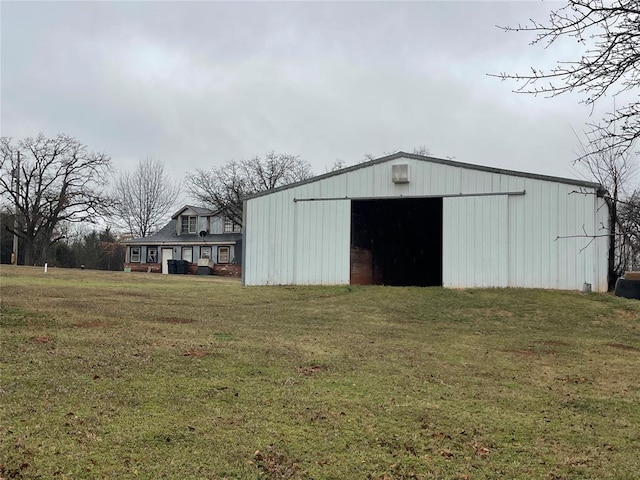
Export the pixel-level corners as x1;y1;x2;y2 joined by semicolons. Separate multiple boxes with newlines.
167;259;177;274
176;259;188;274
615;278;640;300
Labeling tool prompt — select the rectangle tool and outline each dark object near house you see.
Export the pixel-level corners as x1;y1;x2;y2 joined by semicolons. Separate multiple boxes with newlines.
196;259;214;275
197;266;211;275
167;259;177;274
614;278;640;300
175;260;188;274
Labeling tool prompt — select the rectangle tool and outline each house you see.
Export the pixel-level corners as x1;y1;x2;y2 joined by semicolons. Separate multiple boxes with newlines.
122;205;242;276
242;152;610;291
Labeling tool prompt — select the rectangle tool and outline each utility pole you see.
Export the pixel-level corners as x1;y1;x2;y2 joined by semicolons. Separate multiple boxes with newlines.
11;151;20;265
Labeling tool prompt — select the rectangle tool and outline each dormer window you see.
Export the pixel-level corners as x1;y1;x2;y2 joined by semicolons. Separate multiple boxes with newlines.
224;219;242;233
181;215;197;234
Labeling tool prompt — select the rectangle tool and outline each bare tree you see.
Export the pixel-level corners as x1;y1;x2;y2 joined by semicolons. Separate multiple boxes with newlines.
411;145;431;156
111;157;181;238
0;133;112;265
242;152;312;192
493;1;640;154
361;146;432;164
186;152;312;226
573;131;637;286
328;159;347;172
618;189;640;269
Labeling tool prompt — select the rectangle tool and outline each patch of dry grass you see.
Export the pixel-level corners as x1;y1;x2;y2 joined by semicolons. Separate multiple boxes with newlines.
1;265;639;479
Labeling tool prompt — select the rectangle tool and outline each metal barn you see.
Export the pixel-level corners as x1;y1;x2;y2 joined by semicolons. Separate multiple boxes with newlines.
242;153;609;291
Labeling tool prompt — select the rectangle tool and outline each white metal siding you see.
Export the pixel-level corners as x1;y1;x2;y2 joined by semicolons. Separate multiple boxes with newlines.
244;156;609;290
293;200;350;285
443;196;509;288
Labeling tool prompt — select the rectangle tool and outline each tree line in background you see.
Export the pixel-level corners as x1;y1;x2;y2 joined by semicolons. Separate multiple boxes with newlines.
0;134;111;266
0;211;125;270
1;1;640;282
187;152;313;227
0;134;315;268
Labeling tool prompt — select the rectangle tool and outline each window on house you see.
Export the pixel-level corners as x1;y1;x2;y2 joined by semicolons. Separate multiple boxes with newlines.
181;215;197;234
217;246;230;264
147;247;158;263
130;247;141;263
182;247;193;263
200;246;211;259
224;219;242;233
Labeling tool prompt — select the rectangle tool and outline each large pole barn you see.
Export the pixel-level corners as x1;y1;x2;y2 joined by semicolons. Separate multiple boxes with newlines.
242;153;609;291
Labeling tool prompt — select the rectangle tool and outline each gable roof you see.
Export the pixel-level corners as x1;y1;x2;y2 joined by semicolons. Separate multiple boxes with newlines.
121;219;242;246
244;151;605;201
171;204;218;219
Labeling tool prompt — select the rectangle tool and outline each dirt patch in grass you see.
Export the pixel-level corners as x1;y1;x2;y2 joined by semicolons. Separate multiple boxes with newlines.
539;340;570;347
297;364;324;376
614;310;640;321
608;343;640;352
468;307;514;318
113;290;152;298
557;375;592;384
184;349;209;358
253;448;304;479
31;336;50;344
506;348;537;358
504;341;569;358
73;321;111;328
159;317;194;324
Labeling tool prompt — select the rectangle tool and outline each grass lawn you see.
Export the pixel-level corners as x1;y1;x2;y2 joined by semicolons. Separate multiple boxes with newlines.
1;266;639;479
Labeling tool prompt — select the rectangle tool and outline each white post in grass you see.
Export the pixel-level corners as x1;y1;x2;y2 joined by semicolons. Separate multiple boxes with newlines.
44;263;48;273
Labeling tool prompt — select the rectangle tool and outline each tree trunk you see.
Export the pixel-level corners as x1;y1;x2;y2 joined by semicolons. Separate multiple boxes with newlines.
608;201;618;291
23;240;34;266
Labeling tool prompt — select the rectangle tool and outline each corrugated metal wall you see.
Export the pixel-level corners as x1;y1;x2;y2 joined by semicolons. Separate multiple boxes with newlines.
442;184;608;290
443;195;509;288
293;200;350;284
244;157;609;290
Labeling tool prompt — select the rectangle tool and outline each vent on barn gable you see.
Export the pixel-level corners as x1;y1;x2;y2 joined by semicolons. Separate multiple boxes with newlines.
392;164;409;183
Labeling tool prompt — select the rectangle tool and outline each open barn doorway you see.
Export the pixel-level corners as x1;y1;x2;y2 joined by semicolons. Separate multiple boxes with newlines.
350;198;442;286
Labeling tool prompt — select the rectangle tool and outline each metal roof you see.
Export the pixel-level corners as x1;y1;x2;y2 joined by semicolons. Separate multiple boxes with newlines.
243;152;605;201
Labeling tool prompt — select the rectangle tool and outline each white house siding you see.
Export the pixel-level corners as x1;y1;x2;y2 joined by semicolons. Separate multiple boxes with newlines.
243;155;609;291
210;217;223;234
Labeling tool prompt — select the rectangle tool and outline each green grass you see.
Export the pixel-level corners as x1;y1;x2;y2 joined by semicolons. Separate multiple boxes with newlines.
1;265;639;479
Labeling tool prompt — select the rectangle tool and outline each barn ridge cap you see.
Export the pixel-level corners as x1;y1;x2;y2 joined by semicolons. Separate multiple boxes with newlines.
242;152;605;201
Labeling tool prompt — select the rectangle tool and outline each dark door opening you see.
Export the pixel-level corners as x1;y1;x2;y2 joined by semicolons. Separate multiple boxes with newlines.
350;198;443;286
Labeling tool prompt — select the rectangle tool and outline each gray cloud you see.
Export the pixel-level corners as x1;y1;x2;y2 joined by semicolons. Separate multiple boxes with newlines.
2;1;600;184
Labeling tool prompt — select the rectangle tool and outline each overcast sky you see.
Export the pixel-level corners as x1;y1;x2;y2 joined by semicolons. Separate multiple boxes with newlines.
1;0;607;186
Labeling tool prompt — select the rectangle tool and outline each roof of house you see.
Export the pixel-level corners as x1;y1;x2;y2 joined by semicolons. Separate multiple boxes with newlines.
122;219;242;246
171;204;218;219
243;151;605;201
